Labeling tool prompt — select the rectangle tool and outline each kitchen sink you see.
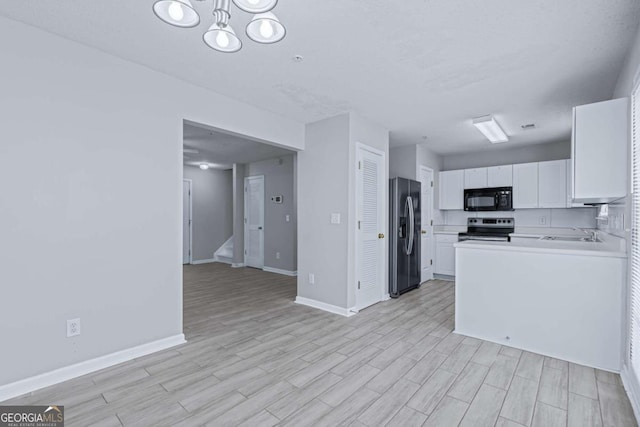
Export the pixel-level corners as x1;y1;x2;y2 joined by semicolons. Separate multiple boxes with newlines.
541;236;602;243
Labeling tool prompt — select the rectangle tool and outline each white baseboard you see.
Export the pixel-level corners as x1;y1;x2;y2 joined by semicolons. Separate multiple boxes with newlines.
0;334;186;402
191;258;215;265
231;263;245;268
263;267;298;277
295;296;355;317
213;256;233;266
622;365;640;425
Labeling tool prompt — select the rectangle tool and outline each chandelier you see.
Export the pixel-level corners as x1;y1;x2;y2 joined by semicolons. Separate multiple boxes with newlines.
153;0;286;53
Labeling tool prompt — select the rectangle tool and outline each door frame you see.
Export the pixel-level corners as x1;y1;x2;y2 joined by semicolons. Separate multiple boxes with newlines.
354;142;387;311
419;165;434;282
183;178;193;265
244;175;265;268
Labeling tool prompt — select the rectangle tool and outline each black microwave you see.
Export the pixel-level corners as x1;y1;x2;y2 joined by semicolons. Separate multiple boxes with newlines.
464;187;513;211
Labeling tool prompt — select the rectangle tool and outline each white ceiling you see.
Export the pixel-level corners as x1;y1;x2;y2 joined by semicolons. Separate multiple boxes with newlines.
2;1;639;154
183;123;295;169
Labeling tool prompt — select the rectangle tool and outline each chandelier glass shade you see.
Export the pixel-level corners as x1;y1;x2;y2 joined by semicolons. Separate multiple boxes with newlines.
246;12;286;44
153;0;285;53
232;0;278;14
203;23;243;53
152;0;200;28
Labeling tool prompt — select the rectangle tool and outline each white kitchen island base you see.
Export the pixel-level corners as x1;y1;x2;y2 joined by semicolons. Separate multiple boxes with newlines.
455;242;626;372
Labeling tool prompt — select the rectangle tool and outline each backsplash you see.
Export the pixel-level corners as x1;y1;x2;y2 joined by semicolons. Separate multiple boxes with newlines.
597;202;628;238
440;208;597;228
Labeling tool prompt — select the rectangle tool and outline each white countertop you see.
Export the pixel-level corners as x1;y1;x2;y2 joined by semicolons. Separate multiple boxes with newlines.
509;227;588;238
454;236;627;258
433;225;465;235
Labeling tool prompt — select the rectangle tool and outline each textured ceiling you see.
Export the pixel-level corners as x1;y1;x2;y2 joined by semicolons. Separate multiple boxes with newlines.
1;1;639;154
183;123;295;169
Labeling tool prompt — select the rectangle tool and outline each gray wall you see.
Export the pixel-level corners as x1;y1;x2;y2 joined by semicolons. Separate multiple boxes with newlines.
390;145;418;180
347;114;390;309
298;113;389;310
0;16;304;388
246;155;297;272
183;166;233;262
442;140;570;171
232;164;245;264
298;114;351;308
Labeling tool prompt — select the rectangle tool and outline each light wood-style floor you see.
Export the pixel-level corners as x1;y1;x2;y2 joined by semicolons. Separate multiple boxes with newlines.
4;263;637;426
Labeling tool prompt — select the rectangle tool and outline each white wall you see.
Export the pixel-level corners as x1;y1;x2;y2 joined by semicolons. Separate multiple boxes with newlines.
183;166;233;262
0;16;303;388
297;113;389;311
245;155;297;272
298;115;351;308
442;141;570;171
347;114;390;309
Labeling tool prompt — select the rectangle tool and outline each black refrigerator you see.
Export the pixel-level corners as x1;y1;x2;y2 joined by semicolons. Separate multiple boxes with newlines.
389;177;421;298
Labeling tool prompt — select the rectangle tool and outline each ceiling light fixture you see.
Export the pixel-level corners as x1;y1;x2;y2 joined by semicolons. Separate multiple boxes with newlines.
153;0;286;53
153;0;200;28
199;163;210;170
472;115;509;144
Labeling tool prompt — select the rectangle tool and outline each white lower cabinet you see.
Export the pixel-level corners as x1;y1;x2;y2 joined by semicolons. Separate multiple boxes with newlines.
435;234;457;276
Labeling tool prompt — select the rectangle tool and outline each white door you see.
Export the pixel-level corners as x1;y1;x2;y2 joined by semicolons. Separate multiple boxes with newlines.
182;179;191;265
356;144;385;311
420;166;434;283
244;175;265;269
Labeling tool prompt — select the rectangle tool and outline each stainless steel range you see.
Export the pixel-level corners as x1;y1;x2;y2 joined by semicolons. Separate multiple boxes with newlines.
458;218;514;242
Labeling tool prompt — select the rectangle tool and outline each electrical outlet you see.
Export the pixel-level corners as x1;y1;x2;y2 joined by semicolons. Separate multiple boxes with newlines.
308;273;315;285
285;215;290;223
276;252;281;259
538;216;546;225
67;318;81;337
331;213;341;224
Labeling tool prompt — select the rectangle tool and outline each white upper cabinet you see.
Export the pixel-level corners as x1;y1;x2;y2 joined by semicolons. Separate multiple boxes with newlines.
439;170;464;210
513;163;538;208
572;98;628;203
538;160;567;208
487;165;513;187
464;168;488;189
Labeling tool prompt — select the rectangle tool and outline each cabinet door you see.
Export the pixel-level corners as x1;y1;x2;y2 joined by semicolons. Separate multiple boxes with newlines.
513;163;538;208
487;165;513;187
464;168;488;189
538;160;567;208
572;98;628;202
435;242;455;276
439;170;464;210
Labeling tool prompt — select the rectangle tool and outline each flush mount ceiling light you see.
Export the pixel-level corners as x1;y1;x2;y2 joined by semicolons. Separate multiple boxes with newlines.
153;0;286;53
472;115;509;144
199;163;210;170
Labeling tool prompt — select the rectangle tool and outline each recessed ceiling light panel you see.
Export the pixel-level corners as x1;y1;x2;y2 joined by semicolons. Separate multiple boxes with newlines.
472;115;509;144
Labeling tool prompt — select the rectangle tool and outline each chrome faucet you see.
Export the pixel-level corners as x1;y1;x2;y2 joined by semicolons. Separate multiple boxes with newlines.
572;227;598;242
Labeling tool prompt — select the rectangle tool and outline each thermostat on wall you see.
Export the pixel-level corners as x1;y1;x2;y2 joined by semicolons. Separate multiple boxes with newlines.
271;195;283;204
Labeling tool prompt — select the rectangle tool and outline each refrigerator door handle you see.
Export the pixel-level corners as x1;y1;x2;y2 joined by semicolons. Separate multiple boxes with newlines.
403;197;410;255
407;196;415;255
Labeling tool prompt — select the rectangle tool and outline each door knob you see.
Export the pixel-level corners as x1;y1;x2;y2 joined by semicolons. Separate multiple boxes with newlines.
421;230;427;234
378;233;385;239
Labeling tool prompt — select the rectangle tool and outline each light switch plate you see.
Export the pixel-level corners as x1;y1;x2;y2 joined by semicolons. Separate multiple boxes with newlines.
331;213;341;224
